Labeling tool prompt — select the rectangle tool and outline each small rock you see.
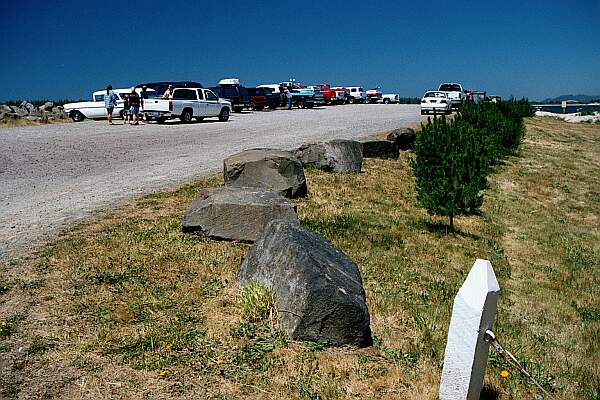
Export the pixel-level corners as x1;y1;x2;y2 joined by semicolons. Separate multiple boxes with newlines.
182;186;298;242
358;138;398;159
387;127;416;151
295;139;363;173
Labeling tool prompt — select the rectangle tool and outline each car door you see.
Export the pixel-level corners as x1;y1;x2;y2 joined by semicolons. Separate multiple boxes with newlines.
204;90;220;116
196;89;208;117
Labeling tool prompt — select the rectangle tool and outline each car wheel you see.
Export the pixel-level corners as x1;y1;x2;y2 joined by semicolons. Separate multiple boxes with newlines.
348;97;355;104
249;102;256;111
70;110;85;122
383;98;390;104
218;108;230;122
180;109;193;123
297;99;306;109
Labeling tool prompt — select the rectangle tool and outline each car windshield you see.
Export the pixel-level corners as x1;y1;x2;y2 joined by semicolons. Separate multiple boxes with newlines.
439;84;461;91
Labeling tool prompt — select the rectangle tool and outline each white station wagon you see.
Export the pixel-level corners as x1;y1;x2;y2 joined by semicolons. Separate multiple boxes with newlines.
63;88;155;122
420;91;452;115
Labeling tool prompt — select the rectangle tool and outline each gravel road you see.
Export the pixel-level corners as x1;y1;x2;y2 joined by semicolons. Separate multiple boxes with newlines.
0;104;423;261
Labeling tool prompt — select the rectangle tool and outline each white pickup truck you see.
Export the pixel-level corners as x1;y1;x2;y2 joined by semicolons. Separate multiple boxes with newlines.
142;87;232;123
438;83;464;108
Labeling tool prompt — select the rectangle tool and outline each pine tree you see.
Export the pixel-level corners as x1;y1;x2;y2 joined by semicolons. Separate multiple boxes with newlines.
411;116;490;231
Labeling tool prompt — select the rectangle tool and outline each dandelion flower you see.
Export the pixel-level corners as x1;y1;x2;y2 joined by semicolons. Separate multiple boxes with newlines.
500;370;510;378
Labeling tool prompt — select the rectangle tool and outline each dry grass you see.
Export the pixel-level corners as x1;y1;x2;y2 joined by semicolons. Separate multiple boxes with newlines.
0;117;71;128
0;117;598;399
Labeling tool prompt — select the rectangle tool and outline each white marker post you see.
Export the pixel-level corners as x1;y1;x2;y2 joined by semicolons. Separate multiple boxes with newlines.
439;259;500;400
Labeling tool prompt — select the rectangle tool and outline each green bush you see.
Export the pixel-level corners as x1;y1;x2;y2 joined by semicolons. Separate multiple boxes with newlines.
411;98;532;231
412;116;490;231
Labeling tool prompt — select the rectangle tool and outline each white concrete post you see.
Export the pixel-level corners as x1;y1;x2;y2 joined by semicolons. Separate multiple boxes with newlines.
439;259;500;400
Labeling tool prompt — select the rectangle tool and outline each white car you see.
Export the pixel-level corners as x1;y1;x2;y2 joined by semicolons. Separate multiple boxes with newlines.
345;86;367;103
382;94;400;104
63;88;156;122
438;83;464;108
420;91;452;115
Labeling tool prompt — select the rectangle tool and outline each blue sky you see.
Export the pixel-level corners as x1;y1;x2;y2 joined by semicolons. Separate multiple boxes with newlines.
1;0;598;101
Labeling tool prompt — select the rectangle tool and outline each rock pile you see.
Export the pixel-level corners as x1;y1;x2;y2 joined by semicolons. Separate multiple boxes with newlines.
0;101;65;123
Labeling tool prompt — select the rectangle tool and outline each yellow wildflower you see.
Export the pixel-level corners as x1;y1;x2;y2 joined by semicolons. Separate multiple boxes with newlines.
500;370;510;378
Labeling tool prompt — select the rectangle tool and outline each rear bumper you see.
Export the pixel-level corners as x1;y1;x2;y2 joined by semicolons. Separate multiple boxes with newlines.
421;104;450;111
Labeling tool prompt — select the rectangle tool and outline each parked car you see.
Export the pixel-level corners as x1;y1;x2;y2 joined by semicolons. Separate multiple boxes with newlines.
346;86;367;103
135;81;204;97
63;88;156;122
308;83;345;105
246;87;267;110
209;78;250;113
382;94;400;104
438;83;464;108
257;84;286;107
464;90;487;103
420;91;452;115
141;87;231;123
366;87;382;103
332;87;350;104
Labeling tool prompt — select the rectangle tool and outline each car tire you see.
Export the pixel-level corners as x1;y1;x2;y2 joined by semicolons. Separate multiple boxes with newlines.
180;109;193;123
218;108;230;122
383;99;390;104
249;102;256;111
297;99;306;109
348;97;355;104
70;110;85;122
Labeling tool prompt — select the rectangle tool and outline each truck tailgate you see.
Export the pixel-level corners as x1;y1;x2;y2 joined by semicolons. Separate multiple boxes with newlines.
142;99;170;112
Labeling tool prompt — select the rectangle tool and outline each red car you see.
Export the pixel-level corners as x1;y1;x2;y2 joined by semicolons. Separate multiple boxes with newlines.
309;83;346;105
246;88;267;110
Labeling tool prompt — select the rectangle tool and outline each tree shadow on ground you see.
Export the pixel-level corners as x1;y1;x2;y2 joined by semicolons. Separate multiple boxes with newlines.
421;220;482;241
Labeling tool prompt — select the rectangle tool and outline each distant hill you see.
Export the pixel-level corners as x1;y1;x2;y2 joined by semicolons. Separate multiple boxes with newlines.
538;94;600;104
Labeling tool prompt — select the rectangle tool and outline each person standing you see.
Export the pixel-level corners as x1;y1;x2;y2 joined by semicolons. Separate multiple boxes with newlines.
163;84;174;99
140;85;149;122
285;88;293;110
128;87;141;125
104;85;118;125
122;91;130;124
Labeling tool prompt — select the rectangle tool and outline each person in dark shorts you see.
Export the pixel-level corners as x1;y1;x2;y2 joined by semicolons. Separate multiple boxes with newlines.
128;87;141;125
140;85;149;122
104;85;118;125
122;91;130;124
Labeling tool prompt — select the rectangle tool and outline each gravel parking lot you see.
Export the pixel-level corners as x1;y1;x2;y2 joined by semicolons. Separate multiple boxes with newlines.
0;104;423;261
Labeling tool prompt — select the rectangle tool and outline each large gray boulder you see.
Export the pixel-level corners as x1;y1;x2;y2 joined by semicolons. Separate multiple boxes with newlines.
358;138;398;159
238;219;372;347
387;127;416;151
224;149;307;198
295;139;363;173
182;187;297;242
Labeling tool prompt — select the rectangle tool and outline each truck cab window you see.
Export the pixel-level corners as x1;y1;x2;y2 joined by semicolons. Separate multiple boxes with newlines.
205;91;218;101
197;89;205;100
